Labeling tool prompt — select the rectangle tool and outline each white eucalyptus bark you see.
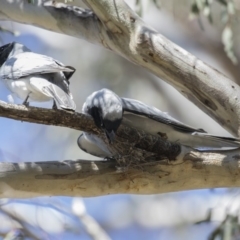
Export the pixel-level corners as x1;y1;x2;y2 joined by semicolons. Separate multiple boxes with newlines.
1;0;240;136
0;150;240;198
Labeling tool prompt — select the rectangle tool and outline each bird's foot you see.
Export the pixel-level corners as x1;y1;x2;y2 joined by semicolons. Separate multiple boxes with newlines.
22;95;30;107
52;101;58;110
22;101;29;107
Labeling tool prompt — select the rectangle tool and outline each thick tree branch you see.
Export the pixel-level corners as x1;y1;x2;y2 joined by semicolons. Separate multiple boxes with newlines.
1;151;240;198
1;0;240;136
0;0;101;44
0;100;239;197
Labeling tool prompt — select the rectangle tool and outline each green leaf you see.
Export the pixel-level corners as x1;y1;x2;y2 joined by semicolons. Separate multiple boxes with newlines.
135;0;142;16
203;6;210;16
221;10;229;24
222;26;238;65
208;12;213;24
152;0;161;9
191;2;200;14
216;0;227;6
195;0;204;10
227;1;235;15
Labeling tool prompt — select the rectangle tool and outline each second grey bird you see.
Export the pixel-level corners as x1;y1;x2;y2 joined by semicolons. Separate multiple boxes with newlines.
0;42;76;111
78;88;240;158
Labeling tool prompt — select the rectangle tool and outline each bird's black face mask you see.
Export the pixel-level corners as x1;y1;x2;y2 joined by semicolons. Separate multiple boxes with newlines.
103;118;122;143
89;106;103;129
89;106;122;143
0;42;14;67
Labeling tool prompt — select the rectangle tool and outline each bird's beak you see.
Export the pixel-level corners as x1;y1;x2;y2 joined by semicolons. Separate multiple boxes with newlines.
105;130;115;144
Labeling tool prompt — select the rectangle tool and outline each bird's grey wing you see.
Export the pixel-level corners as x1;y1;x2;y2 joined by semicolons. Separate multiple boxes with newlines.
121;98;205;133
62;66;76;81
29;77;76;111
191;132;240;151
43;84;76;111
45;72;72;96
77;133;112;158
121;98;240;151
0;52;75;80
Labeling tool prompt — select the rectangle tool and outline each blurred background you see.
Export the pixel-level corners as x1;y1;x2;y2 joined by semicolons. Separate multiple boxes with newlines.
0;0;240;239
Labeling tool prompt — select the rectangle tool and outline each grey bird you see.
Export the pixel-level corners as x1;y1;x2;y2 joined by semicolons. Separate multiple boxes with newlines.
0;42;76;111
78;88;240;158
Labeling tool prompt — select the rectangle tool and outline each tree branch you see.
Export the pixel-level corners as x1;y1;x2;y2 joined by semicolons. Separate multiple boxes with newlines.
0;100;182;160
0;100;97;133
1;0;240;135
0;208;41;240
0;0;101;44
0;100;239;197
1;151;240;198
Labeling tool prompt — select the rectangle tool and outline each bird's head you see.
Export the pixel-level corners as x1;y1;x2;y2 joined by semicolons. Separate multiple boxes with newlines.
0;42;30;68
0;42;14;67
83;89;123;143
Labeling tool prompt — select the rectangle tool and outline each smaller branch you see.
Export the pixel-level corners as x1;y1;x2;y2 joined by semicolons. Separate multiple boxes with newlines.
72;198;111;240
0;101;181;159
0;208;41;240
0;100;97;133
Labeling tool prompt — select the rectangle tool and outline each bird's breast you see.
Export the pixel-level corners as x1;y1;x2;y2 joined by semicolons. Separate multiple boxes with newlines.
6;77;51;102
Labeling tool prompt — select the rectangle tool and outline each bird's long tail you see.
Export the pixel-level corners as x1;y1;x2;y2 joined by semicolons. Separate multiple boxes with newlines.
190;132;240;151
43;84;76;111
